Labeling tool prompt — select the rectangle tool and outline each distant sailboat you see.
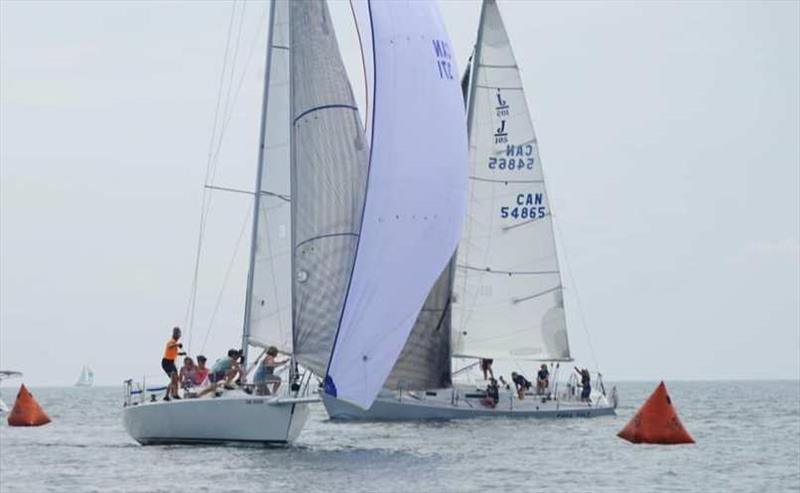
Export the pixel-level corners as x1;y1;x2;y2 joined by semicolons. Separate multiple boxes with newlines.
323;0;616;420
122;0;468;444
75;366;94;387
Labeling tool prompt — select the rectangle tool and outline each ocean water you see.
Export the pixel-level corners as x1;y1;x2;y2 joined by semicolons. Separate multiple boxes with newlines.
0;381;798;493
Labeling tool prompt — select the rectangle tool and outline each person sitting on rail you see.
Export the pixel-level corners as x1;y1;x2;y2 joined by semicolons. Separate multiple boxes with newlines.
511;371;532;399
192;355;209;386
178;356;197;390
536;364;550;395
253;346;288;395
481;378;500;408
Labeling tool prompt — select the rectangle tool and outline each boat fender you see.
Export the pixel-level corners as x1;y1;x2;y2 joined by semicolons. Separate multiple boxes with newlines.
7;384;51;427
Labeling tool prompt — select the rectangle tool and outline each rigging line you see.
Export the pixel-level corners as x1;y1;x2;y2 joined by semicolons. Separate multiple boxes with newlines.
206;3;269;190
552;217;599;372
185;0;239;350
200;206;252;354
206;0;252;188
187;1;269;348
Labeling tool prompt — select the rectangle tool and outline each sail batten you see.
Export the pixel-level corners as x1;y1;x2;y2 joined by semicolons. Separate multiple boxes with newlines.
452;0;571;362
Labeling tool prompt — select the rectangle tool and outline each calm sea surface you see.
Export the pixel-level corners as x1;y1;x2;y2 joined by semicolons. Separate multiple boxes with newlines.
1;381;798;493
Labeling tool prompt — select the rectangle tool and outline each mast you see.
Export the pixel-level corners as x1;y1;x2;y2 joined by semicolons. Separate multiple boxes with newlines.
287;0;296;383
465;0;489;139
241;0;278;367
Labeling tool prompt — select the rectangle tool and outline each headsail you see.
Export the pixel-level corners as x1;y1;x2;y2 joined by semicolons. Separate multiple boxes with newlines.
289;0;370;376
246;0;292;353
452;0;571;362
326;0;469;409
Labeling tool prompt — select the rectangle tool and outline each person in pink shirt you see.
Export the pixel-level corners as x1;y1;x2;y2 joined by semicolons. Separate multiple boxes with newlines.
193;355;209;386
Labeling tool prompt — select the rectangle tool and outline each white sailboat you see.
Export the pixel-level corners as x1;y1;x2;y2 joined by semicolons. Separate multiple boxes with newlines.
123;0;470;444
75;365;94;387
0;371;23;413
322;0;616;420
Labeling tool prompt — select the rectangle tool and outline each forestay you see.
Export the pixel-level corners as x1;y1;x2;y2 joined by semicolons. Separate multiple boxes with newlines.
290;0;370;377
326;0;469;409
452;0;571;361
246;0;292;353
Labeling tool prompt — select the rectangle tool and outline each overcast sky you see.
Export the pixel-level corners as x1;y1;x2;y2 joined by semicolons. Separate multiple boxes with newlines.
1;0;798;386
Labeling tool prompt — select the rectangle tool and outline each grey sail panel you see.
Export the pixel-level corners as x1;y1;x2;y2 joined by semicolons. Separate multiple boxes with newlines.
290;0;369;376
248;0;292;352
384;260;454;390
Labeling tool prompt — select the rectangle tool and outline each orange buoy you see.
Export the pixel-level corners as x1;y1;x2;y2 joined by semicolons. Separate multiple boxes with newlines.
7;384;51;427
617;381;693;444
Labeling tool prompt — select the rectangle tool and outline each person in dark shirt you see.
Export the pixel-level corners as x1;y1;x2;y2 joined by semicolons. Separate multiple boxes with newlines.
511;372;531;399
480;358;494;380
574;367;592;402
481;378;500;408
536;364;550;395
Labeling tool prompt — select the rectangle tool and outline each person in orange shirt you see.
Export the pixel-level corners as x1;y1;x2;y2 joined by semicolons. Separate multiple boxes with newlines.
161;326;185;401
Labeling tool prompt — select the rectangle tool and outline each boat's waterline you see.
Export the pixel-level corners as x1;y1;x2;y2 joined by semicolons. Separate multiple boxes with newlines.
123;391;317;446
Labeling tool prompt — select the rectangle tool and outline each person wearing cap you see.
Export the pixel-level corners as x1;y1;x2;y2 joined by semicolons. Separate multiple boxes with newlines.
161;326;185;401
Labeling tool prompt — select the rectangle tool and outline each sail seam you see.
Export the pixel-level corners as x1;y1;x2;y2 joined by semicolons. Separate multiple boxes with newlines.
478;63;517;68
476;84;523;90
293;104;359;125
469;176;544;184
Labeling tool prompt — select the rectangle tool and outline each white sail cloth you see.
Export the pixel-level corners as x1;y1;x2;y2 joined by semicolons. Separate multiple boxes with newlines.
452;0;571;361
325;0;469;409
247;0;292;353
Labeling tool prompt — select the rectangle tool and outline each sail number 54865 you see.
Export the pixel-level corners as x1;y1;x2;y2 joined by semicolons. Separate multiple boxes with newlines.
489;157;534;170
500;206;547;219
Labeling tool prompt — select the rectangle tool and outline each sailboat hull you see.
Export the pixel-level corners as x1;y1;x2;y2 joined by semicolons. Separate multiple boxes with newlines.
123;391;314;446
322;387;615;421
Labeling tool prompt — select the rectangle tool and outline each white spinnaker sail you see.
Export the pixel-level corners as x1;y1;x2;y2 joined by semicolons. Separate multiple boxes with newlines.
289;0;369;377
247;0;292;352
452;0;571;361
325;0;469;409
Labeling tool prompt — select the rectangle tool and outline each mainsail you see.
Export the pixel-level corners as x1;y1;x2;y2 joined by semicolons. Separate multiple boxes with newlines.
326;0;469;408
246;0;292;353
452;0;571;361
289;0;369;377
